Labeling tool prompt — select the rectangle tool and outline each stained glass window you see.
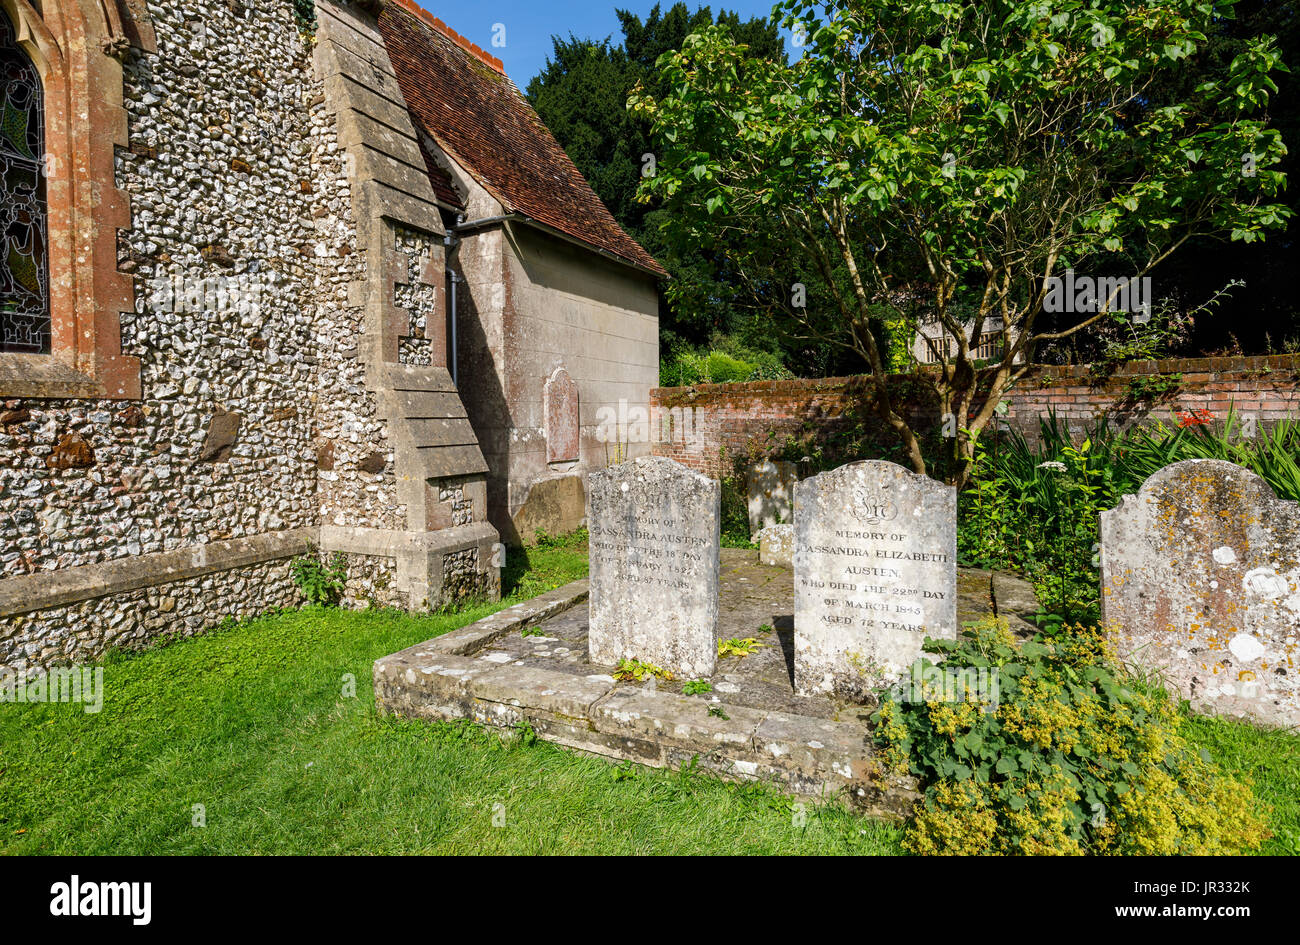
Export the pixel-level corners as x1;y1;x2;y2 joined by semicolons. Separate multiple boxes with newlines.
0;9;48;354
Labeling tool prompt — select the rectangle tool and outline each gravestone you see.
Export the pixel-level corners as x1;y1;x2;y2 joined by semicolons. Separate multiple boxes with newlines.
1101;459;1300;727
757;523;793;567
747;460;797;537
794;460;957;699
544;366;579;464
587;456;720;677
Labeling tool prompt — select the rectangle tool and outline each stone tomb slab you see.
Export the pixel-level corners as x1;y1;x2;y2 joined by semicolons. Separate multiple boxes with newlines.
793;460;957;699
1100;459;1300;728
587;456;720;677
375;551;924;813
375;549;1030;812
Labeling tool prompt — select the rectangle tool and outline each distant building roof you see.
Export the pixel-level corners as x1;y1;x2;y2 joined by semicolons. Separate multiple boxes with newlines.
379;0;667;277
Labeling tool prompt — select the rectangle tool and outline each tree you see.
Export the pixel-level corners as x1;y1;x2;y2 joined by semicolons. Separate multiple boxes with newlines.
1143;0;1299;355
527;5;790;351
633;0;1291;487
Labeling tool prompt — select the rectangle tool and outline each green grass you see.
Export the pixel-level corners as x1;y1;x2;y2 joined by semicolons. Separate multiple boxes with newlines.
2;530;1293;855
0;538;900;855
1181;711;1300;856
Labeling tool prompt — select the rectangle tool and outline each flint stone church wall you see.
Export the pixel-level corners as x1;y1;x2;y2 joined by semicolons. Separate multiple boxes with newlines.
0;2;408;669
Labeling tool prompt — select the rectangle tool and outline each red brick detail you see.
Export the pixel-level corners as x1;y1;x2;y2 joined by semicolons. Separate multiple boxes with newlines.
0;0;152;399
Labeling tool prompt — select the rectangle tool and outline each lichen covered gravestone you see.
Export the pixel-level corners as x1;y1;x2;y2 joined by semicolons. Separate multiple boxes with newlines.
587;456;720;676
747;460;797;537
757;523;793;567
1101;459;1300;727
544;366;580;464
794;460;956;699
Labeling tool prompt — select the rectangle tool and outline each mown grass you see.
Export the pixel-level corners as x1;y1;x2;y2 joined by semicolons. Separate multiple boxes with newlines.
0;538;900;855
1;531;1293;855
1181;711;1300;856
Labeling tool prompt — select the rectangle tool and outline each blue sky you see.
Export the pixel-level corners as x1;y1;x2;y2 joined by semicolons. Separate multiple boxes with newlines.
412;0;791;88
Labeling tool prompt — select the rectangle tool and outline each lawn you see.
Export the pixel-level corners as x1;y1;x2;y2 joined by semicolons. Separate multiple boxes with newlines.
1;533;1294;855
0;537;900;855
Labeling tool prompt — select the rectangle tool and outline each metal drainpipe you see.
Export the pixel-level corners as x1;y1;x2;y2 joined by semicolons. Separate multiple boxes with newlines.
448;271;458;388
444;222;461;388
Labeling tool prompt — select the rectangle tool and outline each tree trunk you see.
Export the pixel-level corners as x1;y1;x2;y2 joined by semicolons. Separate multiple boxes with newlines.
871;373;927;477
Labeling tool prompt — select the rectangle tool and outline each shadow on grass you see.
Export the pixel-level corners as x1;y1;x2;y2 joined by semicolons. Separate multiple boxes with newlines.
501;545;535;597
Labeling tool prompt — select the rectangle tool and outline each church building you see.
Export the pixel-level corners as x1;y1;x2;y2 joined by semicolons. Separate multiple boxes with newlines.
0;0;662;670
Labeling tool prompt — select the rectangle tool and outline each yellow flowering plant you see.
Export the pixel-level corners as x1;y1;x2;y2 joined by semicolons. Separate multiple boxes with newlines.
874;618;1270;855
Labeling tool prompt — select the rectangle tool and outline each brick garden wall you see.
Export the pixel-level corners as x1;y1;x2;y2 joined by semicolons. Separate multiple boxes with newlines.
650;354;1300;477
994;354;1300;438
650;374;941;477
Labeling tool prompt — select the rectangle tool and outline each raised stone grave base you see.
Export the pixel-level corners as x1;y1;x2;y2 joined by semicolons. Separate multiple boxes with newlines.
374;580;917;816
375;550;1040;815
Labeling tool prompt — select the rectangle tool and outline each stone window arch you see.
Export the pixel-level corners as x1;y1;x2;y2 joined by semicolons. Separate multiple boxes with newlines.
0;0;153;398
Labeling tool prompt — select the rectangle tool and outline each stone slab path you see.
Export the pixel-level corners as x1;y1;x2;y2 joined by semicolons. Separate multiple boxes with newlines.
482;549;1038;719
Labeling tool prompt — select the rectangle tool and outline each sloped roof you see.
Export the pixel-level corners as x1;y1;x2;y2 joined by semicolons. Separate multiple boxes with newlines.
379;0;666;277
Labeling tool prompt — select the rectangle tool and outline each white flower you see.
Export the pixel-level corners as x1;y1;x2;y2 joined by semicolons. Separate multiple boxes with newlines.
1037;461;1067;472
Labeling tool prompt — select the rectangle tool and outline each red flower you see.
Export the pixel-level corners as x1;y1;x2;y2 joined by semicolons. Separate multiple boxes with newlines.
1176;409;1214;428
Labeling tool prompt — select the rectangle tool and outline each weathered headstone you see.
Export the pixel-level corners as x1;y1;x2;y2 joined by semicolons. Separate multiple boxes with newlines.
1101;459;1300;727
747;460;797;536
757;523;793;567
794;460;957;699
544;366;579;464
587;456;720;677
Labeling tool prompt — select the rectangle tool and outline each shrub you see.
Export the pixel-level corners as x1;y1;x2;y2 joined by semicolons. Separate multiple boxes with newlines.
290;547;348;607
659;333;794;387
958;409;1300;622
874;618;1270;855
719;475;754;547
612;658;673;682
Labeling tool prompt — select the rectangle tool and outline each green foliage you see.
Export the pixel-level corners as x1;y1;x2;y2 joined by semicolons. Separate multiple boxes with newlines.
959;409;1300;621
718;475;755;548
520;626;546;638
501;536;591;600
682;679;713;695
635;0;1290;477
289;547;348;607
527;4;788;352
717;637;764;658
292;0;316;31
1073;282;1236;368
708;705;730;720
660;332;795;386
770;380;950;479
875;618;1271;855
530;526;589;549
512;719;540;747
1123;372;1184;403
0;541;912;855
612;658;674;682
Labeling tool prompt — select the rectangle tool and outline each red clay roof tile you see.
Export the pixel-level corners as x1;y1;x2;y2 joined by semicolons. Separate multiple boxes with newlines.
379;0;666;277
